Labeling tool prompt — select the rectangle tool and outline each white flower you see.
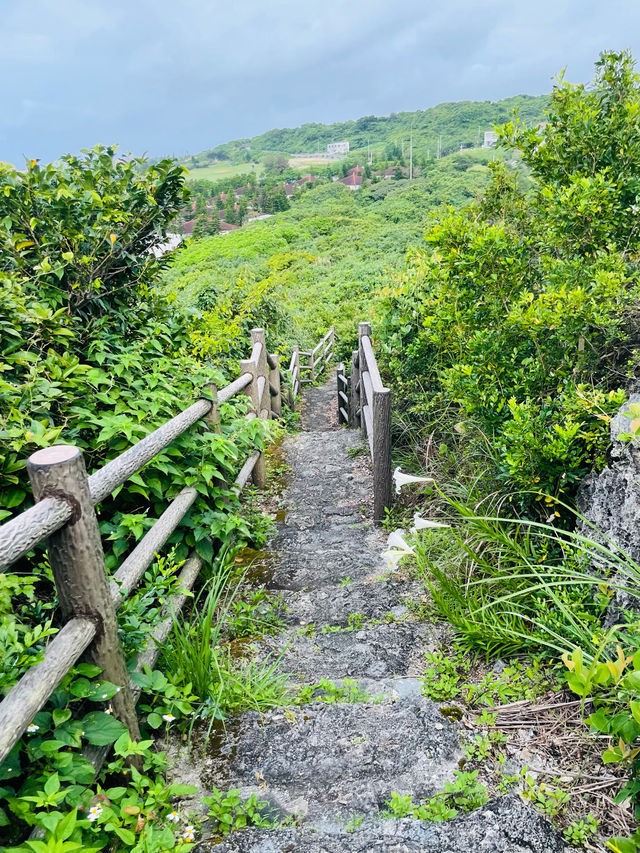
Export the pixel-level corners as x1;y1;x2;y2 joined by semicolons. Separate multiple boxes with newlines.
410;514;450;534
183;825;195;842
105;706;113;715
382;529;414;570
162;713;176;722
26;724;39;733
166;810;180;823
87;805;103;822
393;467;435;494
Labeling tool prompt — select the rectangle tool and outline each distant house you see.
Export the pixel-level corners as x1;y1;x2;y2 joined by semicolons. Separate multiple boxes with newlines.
219;221;240;233
384;166;408;179
339;173;363;190
182;219;195;235
346;165;365;177
483;131;498;148
327;141;349;155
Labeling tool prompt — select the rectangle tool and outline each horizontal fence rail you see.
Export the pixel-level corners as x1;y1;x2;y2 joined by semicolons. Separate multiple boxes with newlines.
339;322;392;523
0;327;288;767
287;326;335;403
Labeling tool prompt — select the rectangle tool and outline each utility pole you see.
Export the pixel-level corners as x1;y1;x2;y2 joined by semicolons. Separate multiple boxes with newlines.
409;131;413;180
437;134;442;159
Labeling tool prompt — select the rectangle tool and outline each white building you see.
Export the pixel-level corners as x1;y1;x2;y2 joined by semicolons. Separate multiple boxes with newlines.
327;141;349;155
482;131;498;148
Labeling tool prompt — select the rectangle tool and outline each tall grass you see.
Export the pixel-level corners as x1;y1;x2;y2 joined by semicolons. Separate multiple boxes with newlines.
415;493;640;660
160;544;290;726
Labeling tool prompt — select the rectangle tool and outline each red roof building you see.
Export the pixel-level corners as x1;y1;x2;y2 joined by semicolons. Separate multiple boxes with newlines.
339;173;363;190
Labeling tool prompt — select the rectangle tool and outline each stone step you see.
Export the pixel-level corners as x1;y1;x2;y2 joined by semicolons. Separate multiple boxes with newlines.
258;622;436;682
203;798;565;853
203;694;461;826
281;578;422;626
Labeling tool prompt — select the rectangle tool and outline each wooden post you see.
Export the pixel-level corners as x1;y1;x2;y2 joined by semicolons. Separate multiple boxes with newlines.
270;354;282;418
309;350;316;383
350;349;360;429
27;446;141;740
358;322;371;441
372;388;392;523
203;382;221;433
337;363;346;424
247;328;268;488
329;325;335;363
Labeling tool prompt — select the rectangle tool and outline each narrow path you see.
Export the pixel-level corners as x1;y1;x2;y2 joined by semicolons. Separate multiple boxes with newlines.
200;378;564;852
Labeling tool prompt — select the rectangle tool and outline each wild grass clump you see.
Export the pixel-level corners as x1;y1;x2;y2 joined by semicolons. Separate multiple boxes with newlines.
160;547;291;723
414;494;640;660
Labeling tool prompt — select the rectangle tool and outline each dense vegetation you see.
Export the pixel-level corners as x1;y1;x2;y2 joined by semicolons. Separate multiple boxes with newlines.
0;147;285;851
164;146;512;350
186;93;548;167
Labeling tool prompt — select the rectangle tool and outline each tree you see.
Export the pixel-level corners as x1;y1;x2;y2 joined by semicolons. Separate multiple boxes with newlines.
500;50;640;257
0;145;188;325
237;195;249;224
224;192;237;224
262;152;289;174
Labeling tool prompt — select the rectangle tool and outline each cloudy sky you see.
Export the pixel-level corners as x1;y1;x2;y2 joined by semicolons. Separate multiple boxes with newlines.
2;0;640;164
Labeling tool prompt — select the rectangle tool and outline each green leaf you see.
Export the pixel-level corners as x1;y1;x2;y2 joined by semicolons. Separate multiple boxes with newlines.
81;712;128;746
52;709;72;727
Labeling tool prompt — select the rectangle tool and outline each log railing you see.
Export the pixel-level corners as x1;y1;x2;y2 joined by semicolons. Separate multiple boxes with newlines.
0;327;284;766
339;322;392;523
287;326;335;403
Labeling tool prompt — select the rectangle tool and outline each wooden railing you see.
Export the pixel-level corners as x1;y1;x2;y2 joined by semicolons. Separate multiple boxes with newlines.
338;322;392;523
0;327;284;766
287;326;335;403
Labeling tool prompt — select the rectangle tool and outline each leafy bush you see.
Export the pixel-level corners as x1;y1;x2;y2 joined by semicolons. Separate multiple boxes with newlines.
377;51;640;513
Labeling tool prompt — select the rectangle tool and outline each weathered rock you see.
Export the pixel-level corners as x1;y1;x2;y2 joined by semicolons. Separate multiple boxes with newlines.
204;695;462;825
203;797;564;852
577;394;640;621
281;578;424;627
259;622;437;682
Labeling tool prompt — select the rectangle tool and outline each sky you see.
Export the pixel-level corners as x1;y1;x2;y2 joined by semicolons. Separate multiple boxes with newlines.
2;0;640;165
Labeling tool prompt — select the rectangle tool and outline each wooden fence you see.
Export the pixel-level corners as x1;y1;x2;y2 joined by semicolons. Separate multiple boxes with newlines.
288;326;335;402
338;322;392;523
0;326;331;768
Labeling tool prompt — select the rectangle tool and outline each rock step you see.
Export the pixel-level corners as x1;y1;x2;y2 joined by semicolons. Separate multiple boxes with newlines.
203;695;461;826
204;798;565;853
280;577;423;626
259;622;437;682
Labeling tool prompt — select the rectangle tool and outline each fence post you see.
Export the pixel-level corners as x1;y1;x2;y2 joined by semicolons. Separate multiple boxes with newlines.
203;382;221;433
27;445;141;740
309;350;316;383
358;322;371;441
329;325;335;361
270;354;282;418
337;363;346;424
350;349;360;429
240;328;268;489
372;388;392;523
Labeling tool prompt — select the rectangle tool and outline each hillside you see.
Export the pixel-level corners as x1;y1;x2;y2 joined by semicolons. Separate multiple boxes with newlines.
186;93;548;170
162;146;516;347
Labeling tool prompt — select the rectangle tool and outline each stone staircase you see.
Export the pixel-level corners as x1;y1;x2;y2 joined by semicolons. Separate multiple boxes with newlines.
196;379;564;852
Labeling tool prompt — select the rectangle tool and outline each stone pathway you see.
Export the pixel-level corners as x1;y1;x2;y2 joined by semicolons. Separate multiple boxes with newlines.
197;378;564;852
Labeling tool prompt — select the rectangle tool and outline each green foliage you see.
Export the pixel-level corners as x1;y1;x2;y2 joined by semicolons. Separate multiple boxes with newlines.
378;52;640;512
382;770;488;823
413;504;622;657
563;814;599;847
203;788;274;837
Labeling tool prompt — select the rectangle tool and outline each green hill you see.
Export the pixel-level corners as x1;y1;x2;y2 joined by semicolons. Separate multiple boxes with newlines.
187;94;548;168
